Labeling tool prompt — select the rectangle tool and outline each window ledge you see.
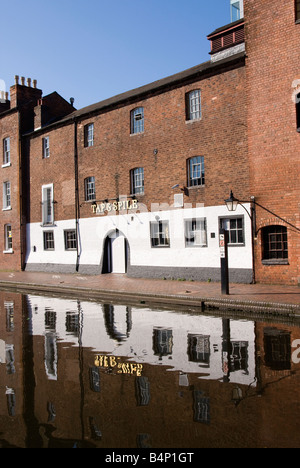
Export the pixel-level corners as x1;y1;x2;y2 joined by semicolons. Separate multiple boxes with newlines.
187;185;205;190
185;245;208;248
151;246;170;249
40;223;56;228
2;207;12;211
185;118;202;124
262;259;289;265
2;163;11;168
3;249;14;254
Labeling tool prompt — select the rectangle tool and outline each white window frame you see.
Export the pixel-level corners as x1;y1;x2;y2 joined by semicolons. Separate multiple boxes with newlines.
84;176;96;201
219;216;245;246
42;184;54;225
131;167;144;195
85;123;94;147
3;137;10;166
187;90;201;121
64;229;77;251
131;107;144;134
3;181;11;210
187;156;205;187
185;218;207;247
150;220;170;248
43;137;50;159
4;224;13;253
43;230;55;251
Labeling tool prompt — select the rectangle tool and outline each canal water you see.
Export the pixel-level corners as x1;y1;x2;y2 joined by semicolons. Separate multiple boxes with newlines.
0;290;299;449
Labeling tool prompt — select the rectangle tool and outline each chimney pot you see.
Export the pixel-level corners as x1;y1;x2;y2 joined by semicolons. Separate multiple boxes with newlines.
27;78;31;87
33;79;37;89
14;75;19;85
21;77;25;86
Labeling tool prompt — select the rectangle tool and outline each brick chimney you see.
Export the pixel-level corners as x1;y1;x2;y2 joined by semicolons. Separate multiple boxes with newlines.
34;98;48;130
10;75;42;109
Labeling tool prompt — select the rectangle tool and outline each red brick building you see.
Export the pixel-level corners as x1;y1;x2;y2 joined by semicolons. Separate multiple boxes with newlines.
245;0;300;284
0;0;299;285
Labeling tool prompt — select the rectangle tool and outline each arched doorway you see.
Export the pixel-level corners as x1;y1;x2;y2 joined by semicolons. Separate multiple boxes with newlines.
102;230;129;274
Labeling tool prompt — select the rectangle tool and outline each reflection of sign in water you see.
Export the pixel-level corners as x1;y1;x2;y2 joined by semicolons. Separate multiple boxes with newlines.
95;355;143;376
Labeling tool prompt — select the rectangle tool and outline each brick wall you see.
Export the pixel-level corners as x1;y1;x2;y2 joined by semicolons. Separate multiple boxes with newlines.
28;124;76;225
245;0;300;284
0;110;22;270
76;64;249;220
27;60;249;235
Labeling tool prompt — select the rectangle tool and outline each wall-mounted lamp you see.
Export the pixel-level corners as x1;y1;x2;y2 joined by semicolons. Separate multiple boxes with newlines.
225;190;239;212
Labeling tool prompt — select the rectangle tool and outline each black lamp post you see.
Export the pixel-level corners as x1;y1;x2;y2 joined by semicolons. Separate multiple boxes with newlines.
224;191;257;287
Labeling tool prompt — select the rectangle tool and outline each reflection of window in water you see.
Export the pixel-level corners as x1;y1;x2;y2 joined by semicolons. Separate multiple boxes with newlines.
47;402;56;422
264;328;291;371
89;417;102;440
188;334;210;368
89;366;100;393
6;388;16;417
45;308;56;331
230;341;249;374
5;302;14;332
103;304;132;342
44;333;57;380
136;376;150;406
65;311;79;336
5;344;15;374
153;328;173;357
193;390;210;425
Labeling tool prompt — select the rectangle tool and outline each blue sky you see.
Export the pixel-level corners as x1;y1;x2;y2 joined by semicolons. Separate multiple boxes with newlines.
1;0;230;109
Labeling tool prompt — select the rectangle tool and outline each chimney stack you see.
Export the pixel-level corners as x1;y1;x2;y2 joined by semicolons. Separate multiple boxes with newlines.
10;75;42;110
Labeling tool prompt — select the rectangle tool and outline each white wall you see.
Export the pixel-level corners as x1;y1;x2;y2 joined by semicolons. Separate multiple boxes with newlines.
25;204;253;272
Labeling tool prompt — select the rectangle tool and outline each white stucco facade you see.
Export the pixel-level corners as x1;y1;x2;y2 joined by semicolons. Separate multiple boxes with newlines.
25;203;253;282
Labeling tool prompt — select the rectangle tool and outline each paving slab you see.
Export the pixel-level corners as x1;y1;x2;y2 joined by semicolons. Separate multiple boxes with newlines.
0;270;299;317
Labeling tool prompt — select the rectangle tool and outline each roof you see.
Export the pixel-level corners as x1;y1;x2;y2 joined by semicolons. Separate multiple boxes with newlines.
207;19;245;38
25;51;246;136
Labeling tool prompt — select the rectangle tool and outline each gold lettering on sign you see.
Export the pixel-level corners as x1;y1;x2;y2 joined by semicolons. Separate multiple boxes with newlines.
92;199;138;215
95;355;143;376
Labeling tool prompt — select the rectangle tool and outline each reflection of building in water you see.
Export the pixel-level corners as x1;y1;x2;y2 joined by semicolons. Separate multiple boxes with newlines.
0;291;299;448
26;294;256;385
